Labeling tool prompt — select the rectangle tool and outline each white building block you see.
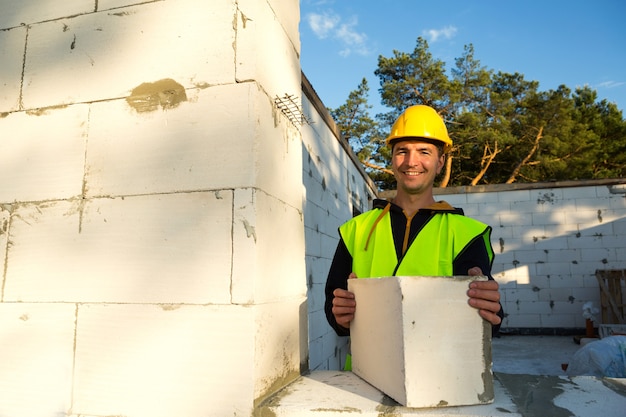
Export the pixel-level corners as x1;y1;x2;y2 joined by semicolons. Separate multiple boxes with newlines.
470;203;501;217
0;303;76;417
72;303;255;417
535;261;572;277
307;305;329;341
85;83;256;197
514;301;553;315
348;276;493;408
231;188;306;304
304;222;322;257
532;211;566;226
601;235;626;249
0;0;91;29
0;26;25;112
511;248;548;264
608;196;626;210
5;191;234;304
545;248;581;264
255;91;305;209
98;0;150;11
497;189;531;202
468;191;501;204
503;312;541;328
254;298;308;402
22;0;235;110
266;0;301;51
562;186;599;199
236;0;300;104
0;105;88;203
613;217;626;235
0;207;8;269
506;288;540;302
541;313;578;328
439;195;469;209
566;208;606;228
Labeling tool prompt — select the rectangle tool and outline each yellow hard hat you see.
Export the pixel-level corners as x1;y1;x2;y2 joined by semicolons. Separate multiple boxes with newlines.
385;105;452;153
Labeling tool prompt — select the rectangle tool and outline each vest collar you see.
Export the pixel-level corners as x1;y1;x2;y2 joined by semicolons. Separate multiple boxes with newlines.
372;198;464;215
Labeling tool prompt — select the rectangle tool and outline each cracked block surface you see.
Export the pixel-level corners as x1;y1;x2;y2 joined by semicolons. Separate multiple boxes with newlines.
4;192;233;303
348;276;493;408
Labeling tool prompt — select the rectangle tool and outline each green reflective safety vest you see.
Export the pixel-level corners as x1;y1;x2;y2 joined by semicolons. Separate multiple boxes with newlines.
339;208;493;279
338;207;493;371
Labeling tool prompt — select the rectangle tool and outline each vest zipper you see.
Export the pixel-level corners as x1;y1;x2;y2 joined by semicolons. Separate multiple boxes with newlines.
401;212;414;256
392;212;437;276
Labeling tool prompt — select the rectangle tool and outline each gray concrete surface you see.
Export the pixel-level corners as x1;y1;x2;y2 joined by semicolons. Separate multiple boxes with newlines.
258;336;626;416
492;335;582;375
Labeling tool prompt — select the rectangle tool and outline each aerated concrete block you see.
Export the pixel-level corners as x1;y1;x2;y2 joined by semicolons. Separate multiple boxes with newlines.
348;275;494;408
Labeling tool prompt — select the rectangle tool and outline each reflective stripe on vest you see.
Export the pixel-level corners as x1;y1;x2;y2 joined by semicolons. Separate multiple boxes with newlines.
339;209;493;278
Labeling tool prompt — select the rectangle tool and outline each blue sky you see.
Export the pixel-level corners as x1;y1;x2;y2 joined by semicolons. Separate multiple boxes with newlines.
299;0;626;116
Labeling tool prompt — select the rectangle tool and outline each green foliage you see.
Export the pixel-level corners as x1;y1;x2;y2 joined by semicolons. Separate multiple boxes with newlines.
330;37;626;190
329;78;376;158
330;78;396;190
376;38;450;111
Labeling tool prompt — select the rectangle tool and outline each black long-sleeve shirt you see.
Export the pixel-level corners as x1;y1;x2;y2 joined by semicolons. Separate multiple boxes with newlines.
324;199;504;337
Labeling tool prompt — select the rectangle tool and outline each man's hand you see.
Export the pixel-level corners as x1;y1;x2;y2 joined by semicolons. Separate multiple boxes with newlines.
332;272;357;329
467;267;502;325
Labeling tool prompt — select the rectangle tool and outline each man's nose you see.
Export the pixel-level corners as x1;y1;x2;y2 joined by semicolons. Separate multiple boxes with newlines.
406;150;421;166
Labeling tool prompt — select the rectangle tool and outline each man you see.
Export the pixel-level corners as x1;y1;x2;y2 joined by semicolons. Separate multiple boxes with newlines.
324;105;503;347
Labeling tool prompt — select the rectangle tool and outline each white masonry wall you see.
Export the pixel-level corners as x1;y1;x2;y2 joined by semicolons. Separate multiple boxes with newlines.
300;82;377;371
436;182;626;331
0;1;307;416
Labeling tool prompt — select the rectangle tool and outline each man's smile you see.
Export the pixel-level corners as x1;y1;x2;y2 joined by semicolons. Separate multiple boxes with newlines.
403;170;424;176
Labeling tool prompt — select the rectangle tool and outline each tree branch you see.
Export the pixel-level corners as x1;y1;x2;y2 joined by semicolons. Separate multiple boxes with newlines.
506;126;543;184
362;160;394;176
470;141;500;185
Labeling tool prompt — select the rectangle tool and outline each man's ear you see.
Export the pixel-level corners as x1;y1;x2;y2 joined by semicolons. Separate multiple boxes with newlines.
436;153;446;174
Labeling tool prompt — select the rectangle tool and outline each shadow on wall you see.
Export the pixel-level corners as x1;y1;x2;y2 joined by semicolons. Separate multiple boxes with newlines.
491;205;625;330
299;84;378;370
2;81;292;305
301;134;356;371
1;3;155;113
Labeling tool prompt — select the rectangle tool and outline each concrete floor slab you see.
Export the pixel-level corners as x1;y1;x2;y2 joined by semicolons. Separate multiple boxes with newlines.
492;335;582;375
258;336;626;416
260;371;520;417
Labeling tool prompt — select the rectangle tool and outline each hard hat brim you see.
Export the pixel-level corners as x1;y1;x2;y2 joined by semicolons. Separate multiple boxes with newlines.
387;136;452;153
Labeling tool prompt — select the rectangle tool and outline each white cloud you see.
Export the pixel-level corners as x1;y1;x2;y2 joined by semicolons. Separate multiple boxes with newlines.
308;0;335;5
422;25;458;43
306;12;370;56
336;17;369;56
307;12;340;39
596;80;626;89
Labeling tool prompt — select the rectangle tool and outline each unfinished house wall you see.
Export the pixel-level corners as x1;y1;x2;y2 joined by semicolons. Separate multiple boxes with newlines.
0;1;306;416
300;77;377;371
436;181;626;332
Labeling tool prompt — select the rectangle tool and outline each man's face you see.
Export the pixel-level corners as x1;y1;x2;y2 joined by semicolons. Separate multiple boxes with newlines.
391;139;445;195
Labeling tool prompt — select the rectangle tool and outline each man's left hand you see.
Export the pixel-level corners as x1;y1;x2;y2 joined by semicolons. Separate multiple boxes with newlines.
467;267;502;325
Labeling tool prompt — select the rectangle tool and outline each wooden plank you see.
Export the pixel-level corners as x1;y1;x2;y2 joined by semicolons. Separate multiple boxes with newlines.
596;269;626;324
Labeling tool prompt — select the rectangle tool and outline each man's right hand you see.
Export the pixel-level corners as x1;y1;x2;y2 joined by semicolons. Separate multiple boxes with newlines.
332;272;357;329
